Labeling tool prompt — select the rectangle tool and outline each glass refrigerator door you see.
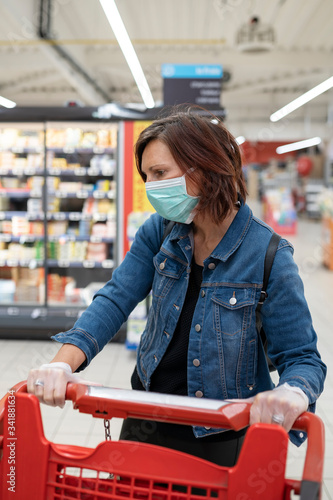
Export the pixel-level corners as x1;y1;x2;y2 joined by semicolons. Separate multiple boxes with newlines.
45;121;117;314
0;123;45;310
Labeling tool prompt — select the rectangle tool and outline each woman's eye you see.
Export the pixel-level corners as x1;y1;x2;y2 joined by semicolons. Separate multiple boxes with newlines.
155;170;165;178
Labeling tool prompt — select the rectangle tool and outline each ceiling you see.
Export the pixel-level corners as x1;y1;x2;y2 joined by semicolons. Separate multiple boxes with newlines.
0;0;333;140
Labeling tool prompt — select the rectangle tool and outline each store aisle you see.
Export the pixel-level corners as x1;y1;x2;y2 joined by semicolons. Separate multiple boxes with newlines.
0;210;332;498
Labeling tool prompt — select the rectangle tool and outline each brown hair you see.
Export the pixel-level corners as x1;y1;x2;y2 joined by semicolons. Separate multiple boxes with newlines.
135;106;247;224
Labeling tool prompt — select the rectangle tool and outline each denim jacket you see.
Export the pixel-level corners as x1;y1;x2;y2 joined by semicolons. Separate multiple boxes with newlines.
53;201;326;443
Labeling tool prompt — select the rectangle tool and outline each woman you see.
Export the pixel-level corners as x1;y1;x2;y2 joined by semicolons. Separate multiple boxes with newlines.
28;108;326;466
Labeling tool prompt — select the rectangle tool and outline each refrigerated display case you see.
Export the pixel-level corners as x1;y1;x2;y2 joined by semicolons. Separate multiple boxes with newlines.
0;120;119;337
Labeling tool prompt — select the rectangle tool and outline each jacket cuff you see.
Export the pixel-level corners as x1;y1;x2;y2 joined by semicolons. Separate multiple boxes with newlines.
51;327;100;371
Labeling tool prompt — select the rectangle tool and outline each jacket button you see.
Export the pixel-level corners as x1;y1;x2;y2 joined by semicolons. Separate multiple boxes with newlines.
208;263;216;270
201;290;205;297
195;390;203;398
193;359;200;367
159;262;165;270
229;297;237;305
195;324;201;332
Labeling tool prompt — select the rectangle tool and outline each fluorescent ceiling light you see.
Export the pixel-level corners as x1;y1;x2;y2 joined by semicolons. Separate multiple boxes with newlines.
270;75;333;122
276;137;321;155
0;95;16;108
236;136;246;145
99;0;155;109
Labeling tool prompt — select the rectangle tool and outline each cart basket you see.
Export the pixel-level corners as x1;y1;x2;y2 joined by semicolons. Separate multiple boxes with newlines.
0;381;325;500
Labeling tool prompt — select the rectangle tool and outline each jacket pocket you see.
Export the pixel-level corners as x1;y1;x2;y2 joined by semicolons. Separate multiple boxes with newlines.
212;286;256;336
152;252;185;298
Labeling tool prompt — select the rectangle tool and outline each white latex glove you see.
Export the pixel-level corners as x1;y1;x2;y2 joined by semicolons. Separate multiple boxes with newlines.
27;362;99;408
250;383;309;432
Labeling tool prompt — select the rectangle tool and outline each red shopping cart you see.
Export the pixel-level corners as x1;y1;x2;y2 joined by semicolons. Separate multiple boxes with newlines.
0;381;325;499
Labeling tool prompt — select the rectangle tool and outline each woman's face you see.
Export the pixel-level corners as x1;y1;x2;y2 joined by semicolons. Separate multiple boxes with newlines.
141;139;198;196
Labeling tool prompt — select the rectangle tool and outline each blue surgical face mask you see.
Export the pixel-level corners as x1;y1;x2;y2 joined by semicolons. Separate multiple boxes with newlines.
145;173;199;224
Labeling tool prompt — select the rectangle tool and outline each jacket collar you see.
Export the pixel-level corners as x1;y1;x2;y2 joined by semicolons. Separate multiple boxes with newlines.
168;199;253;263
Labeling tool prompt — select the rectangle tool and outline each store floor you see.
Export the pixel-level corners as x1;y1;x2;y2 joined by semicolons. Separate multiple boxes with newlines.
0;209;332;498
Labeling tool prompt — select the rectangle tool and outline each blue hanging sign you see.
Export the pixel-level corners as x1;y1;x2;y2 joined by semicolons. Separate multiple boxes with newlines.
162;64;223;79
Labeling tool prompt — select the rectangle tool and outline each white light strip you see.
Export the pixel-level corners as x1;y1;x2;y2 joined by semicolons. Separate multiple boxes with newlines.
270;75;333;122
99;0;155;109
276;137;321;155
236;136;246;145
0;95;16;108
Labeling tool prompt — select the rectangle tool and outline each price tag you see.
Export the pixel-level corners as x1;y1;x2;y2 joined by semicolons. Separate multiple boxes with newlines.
102;168;114;177
93;146;105;154
107;190;115;199
87;167;99;176
12;168;24;175
77;190;88;199
49;168;61;176
81;213;91;221
0;168;9;175
93;214;107;221
24;168;36;175
12;147;24;154
0;235;11;242
56;190;68;198
58;260;70;268
7;259;18;267
74;168;86;176
54;212;66;220
93;190;105;199
63;147;75;154
90;236;102;243
69;212;81;221
0;212;5;220
7;307;20;316
29;260;38;269
83;260;96;268
102;260;114;269
20;260;30;267
20;236;35;244
30;189;42;198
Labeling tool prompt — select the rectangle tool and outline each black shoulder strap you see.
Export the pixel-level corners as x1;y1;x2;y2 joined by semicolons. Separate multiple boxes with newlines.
161;220;176;247
257;232;282;312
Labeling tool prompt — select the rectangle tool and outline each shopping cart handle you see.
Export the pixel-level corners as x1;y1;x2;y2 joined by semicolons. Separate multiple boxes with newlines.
0;380;325;491
65;383;251;431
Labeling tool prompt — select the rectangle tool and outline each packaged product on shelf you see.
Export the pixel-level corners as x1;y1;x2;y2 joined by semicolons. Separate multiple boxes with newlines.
27;198;43;214
81;282;105;305
79;220;91;237
1;177;20;189
0;152;15;169
48;221;68;236
106;219;116;238
35;241;44;260
26;153;43;168
47;176;60;190
65;128;82;148
0;197;9;210
126;319;147;349
0;279;16;303
95;179;110;191
1;220;12;234
96;129;110;148
91;223;107;238
48;274;72;303
27;176;44;190
31;222;44;236
11;216;30;236
86;242;107;262
81;131;96;148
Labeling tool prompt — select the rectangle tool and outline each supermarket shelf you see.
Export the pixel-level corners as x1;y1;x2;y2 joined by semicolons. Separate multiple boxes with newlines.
0;147;43;154
0;259;44;268
47;259;114;268
47;147;116;154
0;168;44;176
0;235;44;242
0;211;116;221
47;189;115;199
48;166;115;177
0;188;42;198
0;234;114;243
